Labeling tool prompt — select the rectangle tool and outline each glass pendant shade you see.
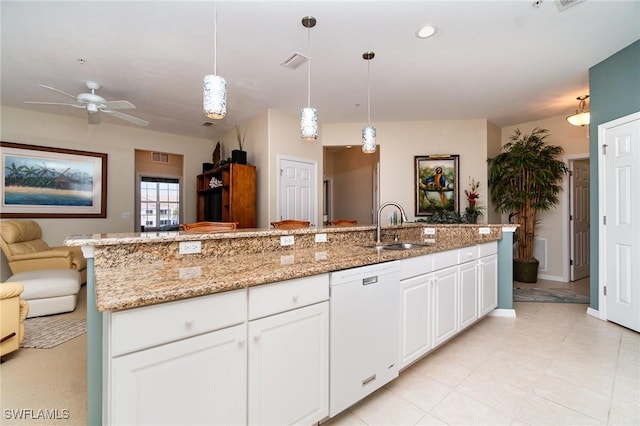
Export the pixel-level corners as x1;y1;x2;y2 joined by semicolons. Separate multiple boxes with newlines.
362;126;376;153
566;95;590;126
301;107;318;141
203;74;227;119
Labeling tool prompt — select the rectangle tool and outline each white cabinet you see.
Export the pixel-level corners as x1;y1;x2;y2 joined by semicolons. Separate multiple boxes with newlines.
110;324;247;426
458;259;479;331
400;255;433;369
432;265;459;347
248;275;329;426
107;289;248;426
479;242;498;316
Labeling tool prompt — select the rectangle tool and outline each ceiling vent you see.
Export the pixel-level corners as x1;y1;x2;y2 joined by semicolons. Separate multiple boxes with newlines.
151;152;169;163
555;0;585;12
280;52;309;70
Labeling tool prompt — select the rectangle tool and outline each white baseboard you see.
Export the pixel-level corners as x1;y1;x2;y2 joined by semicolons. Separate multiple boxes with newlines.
586;307;600;319
536;273;564;282
488;309;516;318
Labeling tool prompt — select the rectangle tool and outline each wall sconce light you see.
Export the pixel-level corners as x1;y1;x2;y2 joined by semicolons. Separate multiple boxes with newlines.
203;5;227;119
362;51;376;153
566;95;590;126
300;16;318;141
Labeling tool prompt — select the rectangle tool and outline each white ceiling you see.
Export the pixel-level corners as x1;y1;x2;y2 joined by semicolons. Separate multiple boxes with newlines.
2;1;639;142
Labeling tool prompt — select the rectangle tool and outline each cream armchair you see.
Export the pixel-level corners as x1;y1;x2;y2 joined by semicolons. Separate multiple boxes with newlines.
1;282;29;357
0;220;87;284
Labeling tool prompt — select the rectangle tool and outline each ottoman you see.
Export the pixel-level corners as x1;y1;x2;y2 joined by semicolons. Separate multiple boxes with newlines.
6;269;81;318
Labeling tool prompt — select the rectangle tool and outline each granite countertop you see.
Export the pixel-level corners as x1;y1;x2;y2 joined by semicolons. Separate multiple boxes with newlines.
66;223;508;312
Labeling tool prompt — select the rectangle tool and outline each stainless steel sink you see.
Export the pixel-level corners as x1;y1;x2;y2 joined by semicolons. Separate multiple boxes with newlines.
368;242;430;250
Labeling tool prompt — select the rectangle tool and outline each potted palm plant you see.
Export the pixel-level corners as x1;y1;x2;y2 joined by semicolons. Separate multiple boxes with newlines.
488;127;568;282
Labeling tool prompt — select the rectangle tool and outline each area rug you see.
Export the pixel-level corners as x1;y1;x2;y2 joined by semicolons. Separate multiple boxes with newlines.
513;287;590;304
21;316;87;349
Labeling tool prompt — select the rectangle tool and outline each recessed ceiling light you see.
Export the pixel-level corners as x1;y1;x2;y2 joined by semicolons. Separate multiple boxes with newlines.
416;25;437;39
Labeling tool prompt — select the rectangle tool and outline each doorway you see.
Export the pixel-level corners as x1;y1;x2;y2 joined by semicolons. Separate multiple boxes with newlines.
323;146;380;225
278;156;318;226
568;156;590;282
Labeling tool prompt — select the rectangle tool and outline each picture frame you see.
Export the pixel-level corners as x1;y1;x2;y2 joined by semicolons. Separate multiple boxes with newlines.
414;154;459;216
1;141;107;218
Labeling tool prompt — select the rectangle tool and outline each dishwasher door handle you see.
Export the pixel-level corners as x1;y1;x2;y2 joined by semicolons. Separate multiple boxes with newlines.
362;276;378;285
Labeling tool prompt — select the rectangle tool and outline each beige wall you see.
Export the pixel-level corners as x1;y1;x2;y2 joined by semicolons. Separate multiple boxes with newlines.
501;115;590;280
1;107;213;280
322;119;490;223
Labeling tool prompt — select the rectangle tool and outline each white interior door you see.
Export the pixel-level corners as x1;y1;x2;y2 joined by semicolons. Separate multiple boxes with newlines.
570;159;590;281
600;112;640;332
278;157;317;225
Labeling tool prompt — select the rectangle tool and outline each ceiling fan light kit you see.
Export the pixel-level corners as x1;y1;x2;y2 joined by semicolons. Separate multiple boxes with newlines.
24;80;148;127
300;15;318;141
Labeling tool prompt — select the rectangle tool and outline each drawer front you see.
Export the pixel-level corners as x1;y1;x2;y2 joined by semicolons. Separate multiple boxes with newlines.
478;241;498;257
433;249;458;271
110;289;246;357
400;254;433;280
458;246;478;264
249;274;329;320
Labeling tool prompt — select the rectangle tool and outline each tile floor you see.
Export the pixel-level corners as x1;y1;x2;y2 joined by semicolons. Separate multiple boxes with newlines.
324;300;640;425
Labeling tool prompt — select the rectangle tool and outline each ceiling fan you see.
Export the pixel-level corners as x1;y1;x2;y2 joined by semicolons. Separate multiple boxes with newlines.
25;81;149;127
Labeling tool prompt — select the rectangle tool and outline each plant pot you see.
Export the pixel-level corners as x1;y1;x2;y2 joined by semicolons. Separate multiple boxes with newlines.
513;258;539;283
231;150;247;165
466;213;478;224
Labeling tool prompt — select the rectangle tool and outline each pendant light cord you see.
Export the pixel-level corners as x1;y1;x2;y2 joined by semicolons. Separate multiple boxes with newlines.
214;4;218;75
307;26;311;108
367;59;371;126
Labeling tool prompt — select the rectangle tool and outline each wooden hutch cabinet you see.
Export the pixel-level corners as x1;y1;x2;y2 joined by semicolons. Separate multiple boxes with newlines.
196;163;256;228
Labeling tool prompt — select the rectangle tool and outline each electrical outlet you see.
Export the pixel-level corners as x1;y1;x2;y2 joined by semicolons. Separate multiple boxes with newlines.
315;233;327;243
280;254;294;265
280;235;295;246
424;238;436;245
179;266;202;279
315;251;328;261
479;227;491;235
179;240;201;254
423;227;436;235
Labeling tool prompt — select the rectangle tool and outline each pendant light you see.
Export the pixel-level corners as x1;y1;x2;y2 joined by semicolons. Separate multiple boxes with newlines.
566;95;590;126
362;51;376;153
203;4;227;119
300;16;317;141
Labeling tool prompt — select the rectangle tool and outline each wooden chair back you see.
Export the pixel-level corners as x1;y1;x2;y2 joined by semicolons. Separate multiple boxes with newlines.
180;222;238;232
330;219;358;226
270;220;310;230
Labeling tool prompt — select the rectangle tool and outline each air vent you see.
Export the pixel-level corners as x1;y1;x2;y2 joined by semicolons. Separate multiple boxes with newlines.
555;0;585;12
202;121;215;127
151;152;169;163
280;52;309;70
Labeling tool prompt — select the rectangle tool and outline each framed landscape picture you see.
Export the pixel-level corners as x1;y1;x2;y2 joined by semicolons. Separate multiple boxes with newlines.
0;142;107;218
415;154;459;216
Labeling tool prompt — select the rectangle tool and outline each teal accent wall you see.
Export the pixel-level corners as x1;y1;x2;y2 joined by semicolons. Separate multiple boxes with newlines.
588;39;640;310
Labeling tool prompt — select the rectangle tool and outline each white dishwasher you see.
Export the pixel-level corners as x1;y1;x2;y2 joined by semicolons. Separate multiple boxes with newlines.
329;260;401;417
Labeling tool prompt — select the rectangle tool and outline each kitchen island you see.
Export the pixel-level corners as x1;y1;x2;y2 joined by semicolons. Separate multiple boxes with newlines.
65;222;516;425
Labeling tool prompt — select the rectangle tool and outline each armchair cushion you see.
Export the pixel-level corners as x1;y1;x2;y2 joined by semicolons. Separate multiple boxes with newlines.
1;282;29;357
0;220;86;283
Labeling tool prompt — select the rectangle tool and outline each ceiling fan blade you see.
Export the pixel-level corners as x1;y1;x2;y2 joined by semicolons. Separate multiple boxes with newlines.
88;111;101;125
101;100;136;110
24;101;84;108
105;110;149;127
39;84;78;100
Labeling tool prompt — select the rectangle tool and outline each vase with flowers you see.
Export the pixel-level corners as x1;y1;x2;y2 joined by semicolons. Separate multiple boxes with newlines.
231;126;248;164
464;177;484;223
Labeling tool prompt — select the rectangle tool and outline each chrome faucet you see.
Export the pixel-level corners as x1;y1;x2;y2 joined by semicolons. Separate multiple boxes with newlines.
376;201;409;244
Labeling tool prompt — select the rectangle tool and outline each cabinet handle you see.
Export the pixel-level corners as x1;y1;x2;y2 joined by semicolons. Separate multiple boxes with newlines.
292;294;300;301
363;276;378;286
184;319;195;327
253;332;261;341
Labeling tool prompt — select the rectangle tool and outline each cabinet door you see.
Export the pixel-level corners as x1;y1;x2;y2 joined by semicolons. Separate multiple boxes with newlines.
248;302;329;426
110;324;247;426
459;260;479;330
432;266;459;347
400;273;432;369
479;254;498;316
